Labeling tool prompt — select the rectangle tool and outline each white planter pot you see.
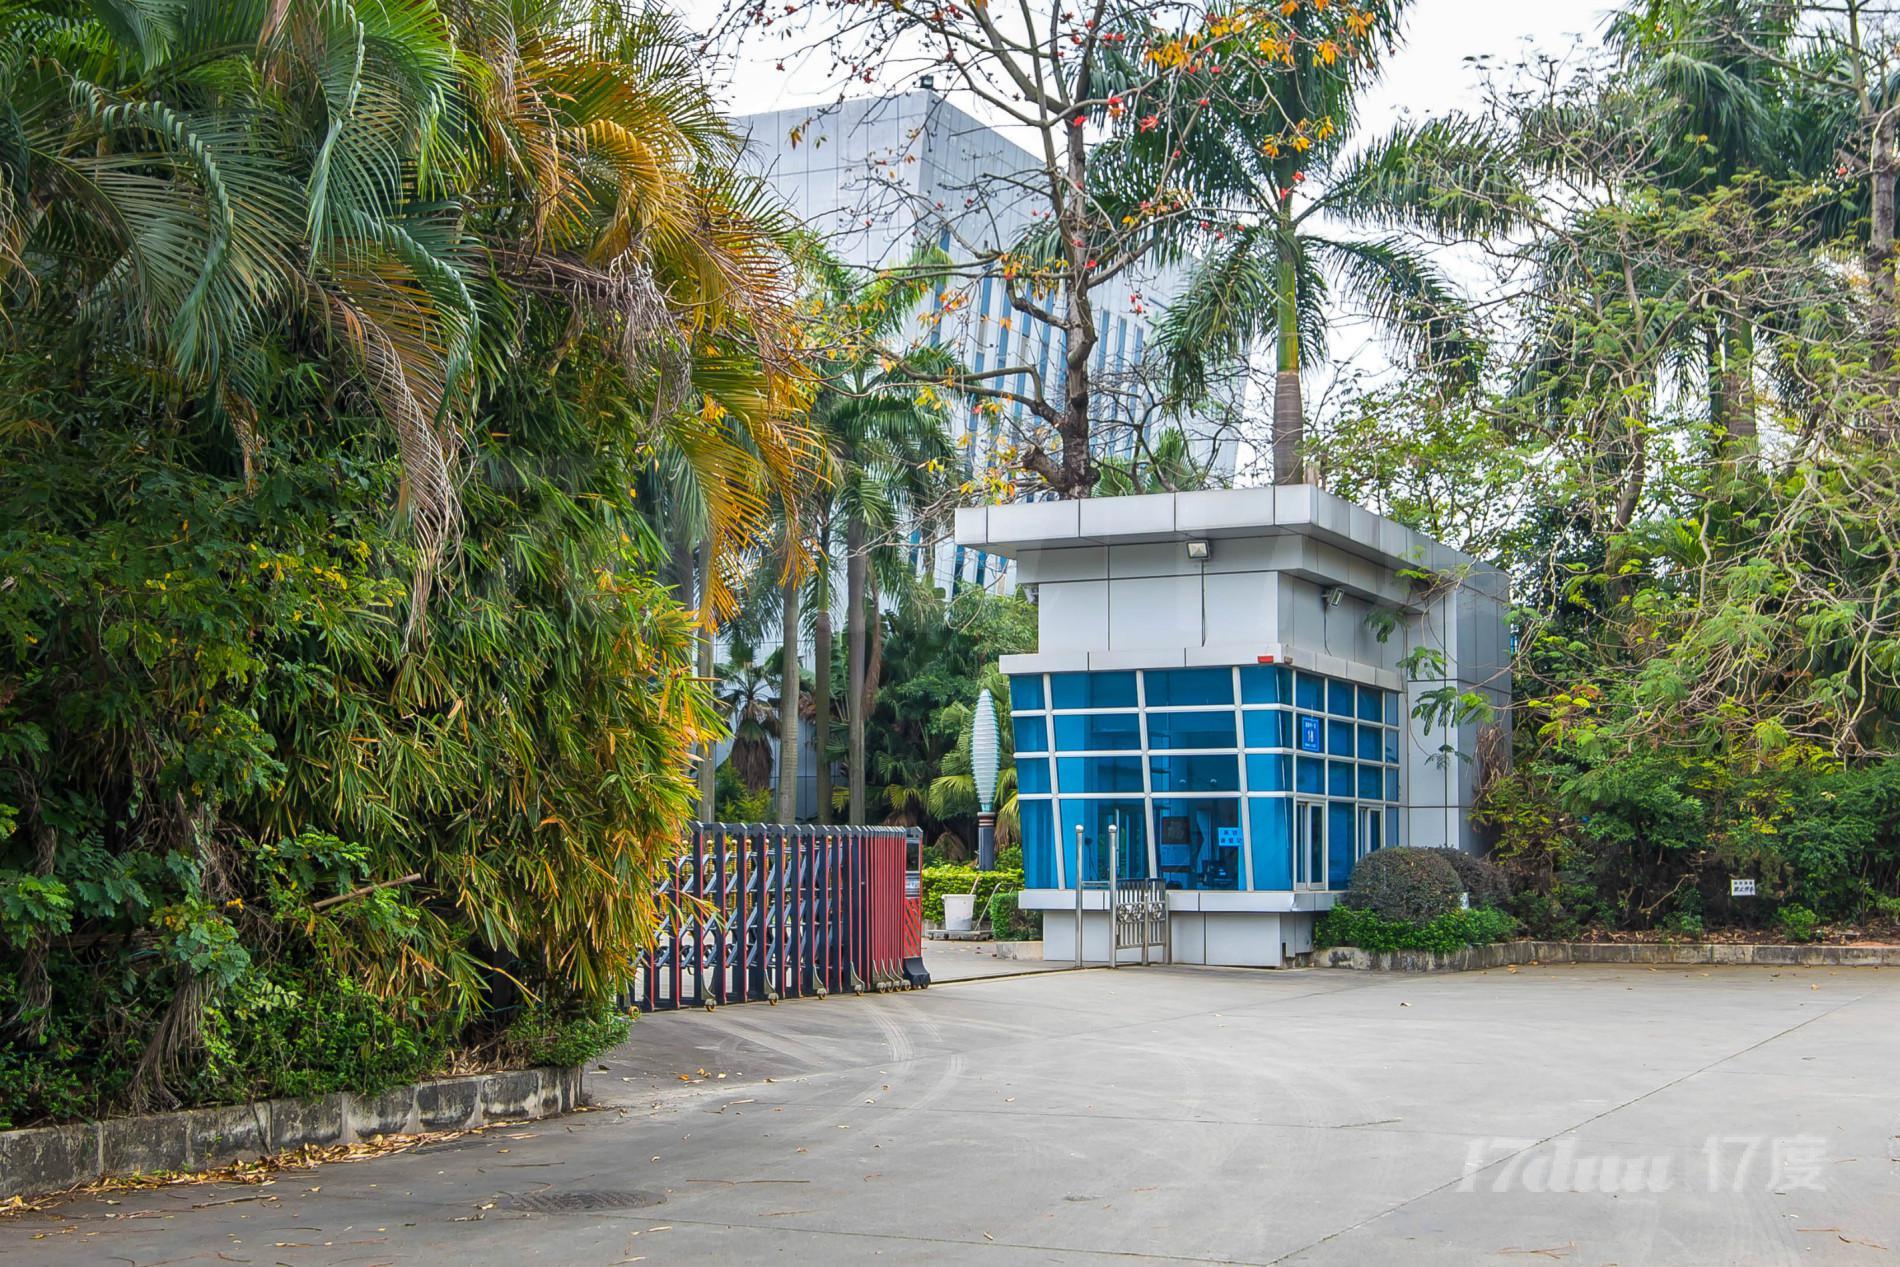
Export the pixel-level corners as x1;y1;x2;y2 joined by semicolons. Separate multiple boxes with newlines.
942;893;976;932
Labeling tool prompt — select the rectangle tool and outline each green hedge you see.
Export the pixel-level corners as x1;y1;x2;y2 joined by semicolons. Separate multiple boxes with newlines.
1316;905;1518;954
921;865;1022;923
986;890;1037;940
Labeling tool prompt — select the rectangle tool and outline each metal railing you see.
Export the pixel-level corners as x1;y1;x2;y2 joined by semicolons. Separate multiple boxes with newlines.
1073;823;1170;967
624;823;927;1012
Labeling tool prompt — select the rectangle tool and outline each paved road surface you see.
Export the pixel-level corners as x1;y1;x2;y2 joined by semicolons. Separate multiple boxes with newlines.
921;939;1068;981
5;963;1898;1265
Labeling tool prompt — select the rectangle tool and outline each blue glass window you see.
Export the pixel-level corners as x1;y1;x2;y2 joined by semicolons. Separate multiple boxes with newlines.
1154;797;1242;891
1240;664;1289;704
1012;715;1048;754
1357;725;1383;761
1249;798;1294;889
1243;710;1290;748
1246;753;1290;791
1326;679;1353;717
1361;807;1386;857
1059;799;1147;883
1147;710;1237;750
1053;712;1140;751
1385;692;1401;725
1019;800;1055;887
1358;764;1384;799
1328;803;1356;887
1384;728;1399;762
1144;668;1233;707
1149;753;1239;792
1012;675;1045;711
1387;769;1401;801
1016;758;1051;794
1296;756;1325;794
1295;672;1324;711
1328;760;1355;798
1056;756;1144;794
1327;719;1354;757
1357;684;1383;722
1050;671;1138;710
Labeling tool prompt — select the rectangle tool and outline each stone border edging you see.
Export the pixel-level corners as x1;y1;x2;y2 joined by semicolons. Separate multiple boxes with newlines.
1319;940;1900;973
1;1065;583;1201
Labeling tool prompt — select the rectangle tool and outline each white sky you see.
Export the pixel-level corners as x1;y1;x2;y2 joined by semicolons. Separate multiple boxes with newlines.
688;0;1612;130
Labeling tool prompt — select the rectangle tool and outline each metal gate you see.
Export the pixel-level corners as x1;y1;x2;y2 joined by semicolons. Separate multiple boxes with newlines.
1072;822;1170;966
1110;878;1169;966
625;823;928;1012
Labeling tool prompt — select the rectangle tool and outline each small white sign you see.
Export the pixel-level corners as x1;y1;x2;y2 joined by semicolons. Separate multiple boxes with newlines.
1730;878;1757;898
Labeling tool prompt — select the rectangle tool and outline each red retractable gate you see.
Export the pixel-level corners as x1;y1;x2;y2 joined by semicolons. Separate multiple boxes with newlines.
627;823;928;1012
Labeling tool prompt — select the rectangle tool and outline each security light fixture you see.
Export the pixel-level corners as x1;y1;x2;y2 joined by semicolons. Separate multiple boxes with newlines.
1185;539;1211;561
1323;586;1345;607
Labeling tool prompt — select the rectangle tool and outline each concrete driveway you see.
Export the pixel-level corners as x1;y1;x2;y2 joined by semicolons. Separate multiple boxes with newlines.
5;962;1898;1265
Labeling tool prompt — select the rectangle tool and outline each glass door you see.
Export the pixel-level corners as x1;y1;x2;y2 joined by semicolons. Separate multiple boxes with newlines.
1357;804;1383;861
1295;799;1326;890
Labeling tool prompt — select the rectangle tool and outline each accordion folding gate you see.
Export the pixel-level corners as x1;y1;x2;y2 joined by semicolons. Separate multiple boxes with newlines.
628;823;928;1012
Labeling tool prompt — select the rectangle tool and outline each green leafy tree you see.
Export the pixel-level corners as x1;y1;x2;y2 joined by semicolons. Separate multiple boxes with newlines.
0;0;813;1121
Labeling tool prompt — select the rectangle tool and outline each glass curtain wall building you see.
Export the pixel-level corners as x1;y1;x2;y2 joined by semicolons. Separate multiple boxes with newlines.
1012;666;1400;896
735;90;1236;600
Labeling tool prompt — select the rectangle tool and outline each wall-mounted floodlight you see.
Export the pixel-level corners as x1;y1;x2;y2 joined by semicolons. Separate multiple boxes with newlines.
1185;540;1211;561
1323;586;1345;607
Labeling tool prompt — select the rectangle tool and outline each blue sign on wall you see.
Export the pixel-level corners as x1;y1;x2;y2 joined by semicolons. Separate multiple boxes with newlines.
1299;714;1324;753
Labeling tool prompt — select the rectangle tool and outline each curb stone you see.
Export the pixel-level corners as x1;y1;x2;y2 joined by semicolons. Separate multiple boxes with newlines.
1318;941;1900;973
1;1065;583;1201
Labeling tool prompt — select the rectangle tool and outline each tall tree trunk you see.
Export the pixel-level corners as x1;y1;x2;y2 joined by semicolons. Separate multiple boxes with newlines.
862;574;884;737
845;518;867;824
1026;79;1099;500
1848;2;1898;439
1720;315;1756;458
812;594;834;824
775;565;801;823
1705;320;1727;441
1612;390;1648;533
695;535;716;821
1871;107;1897;439
1271;220;1304;485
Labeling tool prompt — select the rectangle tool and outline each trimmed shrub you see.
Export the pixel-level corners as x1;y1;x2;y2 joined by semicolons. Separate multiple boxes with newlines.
1341;847;1463;922
921;865;1023;923
1434;849;1512;909
986;890;1037;940
1317;905;1518;954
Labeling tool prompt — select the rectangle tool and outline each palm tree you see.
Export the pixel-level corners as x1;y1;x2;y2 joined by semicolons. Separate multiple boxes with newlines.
793;251;958;823
0;0;816;635
1142;10;1523;483
1093;429;1217;496
716;655;782;795
1604;0;1798;454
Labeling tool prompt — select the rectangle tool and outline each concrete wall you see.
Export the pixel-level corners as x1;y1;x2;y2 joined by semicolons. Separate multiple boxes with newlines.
1038;909;1319;968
